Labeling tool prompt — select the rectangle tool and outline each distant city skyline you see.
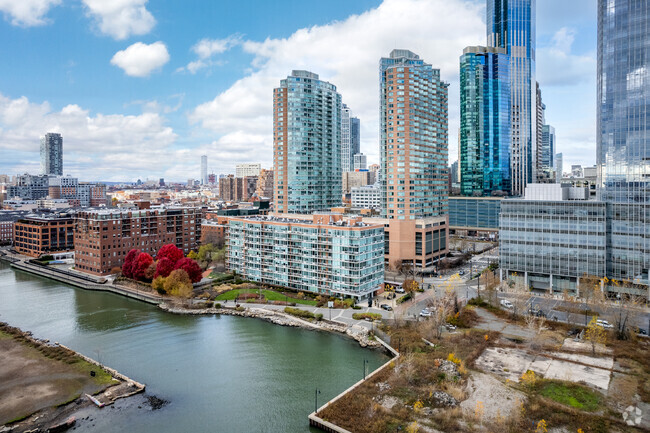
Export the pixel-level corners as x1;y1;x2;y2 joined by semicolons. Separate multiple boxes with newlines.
0;0;597;181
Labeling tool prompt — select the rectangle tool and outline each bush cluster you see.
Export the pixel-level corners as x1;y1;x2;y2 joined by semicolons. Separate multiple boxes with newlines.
352;312;382;321
284;307;322;321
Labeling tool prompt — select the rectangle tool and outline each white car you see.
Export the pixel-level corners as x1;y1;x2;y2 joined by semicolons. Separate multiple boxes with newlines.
596;319;613;329
395;286;405;294
500;299;514;309
420;308;431;317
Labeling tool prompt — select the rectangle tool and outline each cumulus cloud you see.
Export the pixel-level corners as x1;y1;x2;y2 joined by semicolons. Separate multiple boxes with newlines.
111;41;170;77
82;0;155;40
537;27;596;87
0;93;182;181
0;0;60;27
177;35;241;74
190;0;485;168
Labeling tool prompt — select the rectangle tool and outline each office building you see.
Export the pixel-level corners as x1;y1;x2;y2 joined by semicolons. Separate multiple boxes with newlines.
13;211;75;257
541;125;556;174
351;116;360;157
235;163;261;178
353;153;367;171
7;174;50;200
351;185;381;210
201;155;208;185
459;46;511;196
487;0;537;195
274;70;342;214
74;207;203;276
379;49;449;269
571;165;583;178
598;0;650;293
449;196;502;237
227;213;384;301
555;153;563;183
342;171;376;194
40;132;63;176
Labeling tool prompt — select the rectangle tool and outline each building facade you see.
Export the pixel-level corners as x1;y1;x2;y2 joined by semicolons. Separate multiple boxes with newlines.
13;212;75;257
235;163;261;178
74;207;203;276
342;171;376;194
541;124;556;174
449;196;502;237
41;132;63;176
255;169;274;199
227;213;384;300
274;71;342;214
201;155;208;185
7;174;50;200
351;185;381;210
353;153;367;171
597;0;650;293
487;0;537;195
341;104;353;173
459;46;511;196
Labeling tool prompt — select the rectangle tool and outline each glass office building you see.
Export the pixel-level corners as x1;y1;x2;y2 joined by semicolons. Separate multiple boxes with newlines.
273;70;342;214
449;197;502;233
541;125;555;172
487;0;536;195
598;0;650;291
459;46;511;196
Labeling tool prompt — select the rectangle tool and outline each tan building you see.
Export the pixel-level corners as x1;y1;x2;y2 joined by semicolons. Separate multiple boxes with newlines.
74;207;203;276
219;175;257;202
13;212;75;257
342;171;376;194
255;169;274;199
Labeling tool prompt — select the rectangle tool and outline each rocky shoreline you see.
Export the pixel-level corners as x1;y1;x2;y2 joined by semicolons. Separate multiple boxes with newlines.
159;303;384;350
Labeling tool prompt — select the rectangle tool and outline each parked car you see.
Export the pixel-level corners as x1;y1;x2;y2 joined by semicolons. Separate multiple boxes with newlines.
395;286;405;294
380;304;393;311
527;308;546;318
420;308;431;317
458;270;465;276
445;323;457;331
596;319;613;329
500;299;514;309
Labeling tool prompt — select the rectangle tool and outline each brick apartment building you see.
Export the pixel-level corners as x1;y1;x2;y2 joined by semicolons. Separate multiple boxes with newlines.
74;207;203;276
13;212;75;257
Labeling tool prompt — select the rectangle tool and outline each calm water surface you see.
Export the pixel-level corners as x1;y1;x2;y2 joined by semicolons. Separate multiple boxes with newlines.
0;261;387;432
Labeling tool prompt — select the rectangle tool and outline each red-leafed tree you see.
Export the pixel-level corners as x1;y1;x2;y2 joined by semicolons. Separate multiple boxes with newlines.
174;257;203;283
154;257;175;279
122;249;141;278
132;253;154;282
156;244;184;265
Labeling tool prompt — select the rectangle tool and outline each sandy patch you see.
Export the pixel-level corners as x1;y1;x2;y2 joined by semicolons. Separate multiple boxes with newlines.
460;372;525;422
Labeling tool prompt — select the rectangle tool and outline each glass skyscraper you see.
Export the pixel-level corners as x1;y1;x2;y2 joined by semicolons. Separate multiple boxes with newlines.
459;46;511;196
541;124;555;172
273;70;342;214
598;0;650;288
487;0;536;196
40;132;63;176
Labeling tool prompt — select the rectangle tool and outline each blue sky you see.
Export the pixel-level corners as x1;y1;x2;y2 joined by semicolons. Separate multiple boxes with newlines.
0;0;596;182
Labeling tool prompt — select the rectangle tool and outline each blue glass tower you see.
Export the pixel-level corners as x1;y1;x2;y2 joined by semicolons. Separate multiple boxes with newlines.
487;0;536;196
460;46;511;196
598;0;650;289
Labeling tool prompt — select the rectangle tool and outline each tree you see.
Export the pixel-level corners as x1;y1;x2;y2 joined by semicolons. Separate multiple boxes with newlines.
154;257;175;279
187;250;199;260
403;279;419;302
151;276;165;294
584;316;607;356
213;248;227;271
164;269;192;297
144;262;156;282
156;244;184;265
132;253;154;282
122;249;141;279
197;244;214;262
174;257;203;283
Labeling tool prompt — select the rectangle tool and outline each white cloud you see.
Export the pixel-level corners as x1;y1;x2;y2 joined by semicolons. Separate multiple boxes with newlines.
82;0;155;40
177;35;241;74
0;0;60;27
0;93;182;181
111;41;170;77
190;0;485;169
537;27;596;87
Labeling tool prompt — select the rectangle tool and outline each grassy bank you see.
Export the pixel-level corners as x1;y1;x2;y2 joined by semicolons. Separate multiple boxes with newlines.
215;288;318;306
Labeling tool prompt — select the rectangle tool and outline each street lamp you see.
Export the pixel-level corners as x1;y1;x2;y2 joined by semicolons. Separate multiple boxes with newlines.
363;359;369;379
314;388;321;413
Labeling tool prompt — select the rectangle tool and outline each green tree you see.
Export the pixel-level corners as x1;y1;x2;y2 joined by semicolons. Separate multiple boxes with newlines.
187;250;199;260
197;244;214;262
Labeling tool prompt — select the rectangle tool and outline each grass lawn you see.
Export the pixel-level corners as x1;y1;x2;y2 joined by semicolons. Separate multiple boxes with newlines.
215;288;317;306
538;381;601;412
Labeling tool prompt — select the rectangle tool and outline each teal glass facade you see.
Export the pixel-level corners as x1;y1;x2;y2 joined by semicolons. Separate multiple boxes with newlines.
449;197;502;231
460;46;511;196
487;0;536;195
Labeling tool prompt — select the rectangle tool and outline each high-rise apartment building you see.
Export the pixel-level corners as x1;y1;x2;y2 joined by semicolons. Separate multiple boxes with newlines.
341;104;353;172
235;163;261;178
353;153;367;170
273;70;342;214
487;0;536;195
379;49;449;269
40;133;63;176
598;0;650;290
351;116;360;157
201;155;208;185
535;82;545;182
255;169;274;199
459;46;511;196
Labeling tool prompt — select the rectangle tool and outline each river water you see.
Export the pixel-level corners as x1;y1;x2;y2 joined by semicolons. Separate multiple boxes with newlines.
0;261;387;432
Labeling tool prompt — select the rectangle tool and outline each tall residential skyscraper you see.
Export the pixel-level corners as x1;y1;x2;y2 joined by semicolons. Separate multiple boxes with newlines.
273;70;342;214
350;117;360;156
380;49;449;220
459;46;511;196
598;0;650;287
341;104;353;172
555;152;563;182
40;133;63;176
535;82;545;182
487;0;536;195
200;155;208;185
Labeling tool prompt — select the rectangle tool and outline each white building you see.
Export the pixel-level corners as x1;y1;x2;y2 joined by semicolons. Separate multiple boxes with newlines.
235;163;261;178
351;185;381;210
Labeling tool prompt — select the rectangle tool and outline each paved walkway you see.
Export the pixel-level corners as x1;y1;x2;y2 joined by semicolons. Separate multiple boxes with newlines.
473;307;535;340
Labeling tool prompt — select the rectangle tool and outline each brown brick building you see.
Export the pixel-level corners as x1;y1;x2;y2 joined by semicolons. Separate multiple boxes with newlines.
13;212;75;257
74;207;203;276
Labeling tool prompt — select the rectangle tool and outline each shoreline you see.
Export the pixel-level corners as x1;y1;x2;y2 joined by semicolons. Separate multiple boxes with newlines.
0;322;145;433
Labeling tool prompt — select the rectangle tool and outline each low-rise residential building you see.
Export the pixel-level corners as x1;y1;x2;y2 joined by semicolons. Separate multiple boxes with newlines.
74;207;203;275
0;211;30;245
13;211;75;257
7;174;50;200
227;213;384;300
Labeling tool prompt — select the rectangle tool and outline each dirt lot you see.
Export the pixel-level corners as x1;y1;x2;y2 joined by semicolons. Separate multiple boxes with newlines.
0;327;117;426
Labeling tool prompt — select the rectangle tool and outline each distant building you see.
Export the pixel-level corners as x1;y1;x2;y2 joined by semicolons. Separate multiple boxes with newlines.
555;153;563;182
571;165;583;178
342;171;375;194
48;176;107;207
227;213;384;301
7;174;50;200
219;175;257;202
40;132;63;176
0;210;30;245
235;163;261;178
201;155;208;185
74;207;203;275
353;153;367;171
274;70;342;214
351;185;380;210
449;196;501;238
541;125;556;174
13;211;75;257
208;174;217;185
255;169;274;199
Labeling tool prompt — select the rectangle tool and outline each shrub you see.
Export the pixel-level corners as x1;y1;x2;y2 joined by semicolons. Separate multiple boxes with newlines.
396;293;412;304
284;307;317;320
352;312;382;321
174;257;203;283
154;257;175;279
315;313;323;321
214;303;222;309
151;276;166;294
132;253;154;282
40;255;54;262
235;306;245;312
